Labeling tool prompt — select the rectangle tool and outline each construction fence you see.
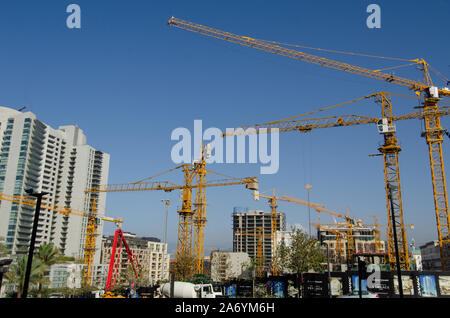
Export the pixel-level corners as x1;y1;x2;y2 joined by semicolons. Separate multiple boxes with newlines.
221;271;450;298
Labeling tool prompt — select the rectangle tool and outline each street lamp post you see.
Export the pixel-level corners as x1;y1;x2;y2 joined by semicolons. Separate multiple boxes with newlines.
161;200;170;283
22;189;48;299
305;184;312;237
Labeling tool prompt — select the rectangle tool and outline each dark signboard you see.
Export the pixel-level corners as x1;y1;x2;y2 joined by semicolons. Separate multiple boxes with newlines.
302;273;329;298
237;283;253;298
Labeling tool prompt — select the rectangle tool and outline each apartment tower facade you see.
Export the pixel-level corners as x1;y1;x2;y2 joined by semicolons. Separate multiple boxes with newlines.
0;106;110;265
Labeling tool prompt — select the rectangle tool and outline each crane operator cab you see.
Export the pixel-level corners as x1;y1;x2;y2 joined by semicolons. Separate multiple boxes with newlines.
377;118;396;135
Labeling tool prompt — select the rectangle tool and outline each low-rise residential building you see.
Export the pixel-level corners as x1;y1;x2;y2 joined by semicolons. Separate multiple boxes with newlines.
46;263;107;290
101;232;170;286
210;250;251;282
48;263;84;289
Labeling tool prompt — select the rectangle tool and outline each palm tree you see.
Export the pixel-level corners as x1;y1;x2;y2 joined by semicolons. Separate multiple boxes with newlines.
0;236;10;257
36;243;61;297
5;255;45;298
37;242;60;267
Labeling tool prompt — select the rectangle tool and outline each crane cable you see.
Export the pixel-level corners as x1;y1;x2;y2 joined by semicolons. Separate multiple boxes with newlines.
256;38;449;86
255;38;414;62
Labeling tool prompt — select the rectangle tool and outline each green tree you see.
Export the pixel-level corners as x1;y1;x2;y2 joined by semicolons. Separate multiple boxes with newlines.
171;253;194;282
277;228;326;274
37;243;61;266
36;243;61;297
4;255;45;298
124;263;148;287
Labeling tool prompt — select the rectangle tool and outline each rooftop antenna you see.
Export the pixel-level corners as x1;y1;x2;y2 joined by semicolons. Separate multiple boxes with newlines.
18;105;27;112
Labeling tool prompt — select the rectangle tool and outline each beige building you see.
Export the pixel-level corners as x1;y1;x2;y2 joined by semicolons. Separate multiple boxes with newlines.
316;222;386;266
210;250;251;282
101;232;170;286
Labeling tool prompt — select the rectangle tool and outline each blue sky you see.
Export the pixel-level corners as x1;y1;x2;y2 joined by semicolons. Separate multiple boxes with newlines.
0;0;449;256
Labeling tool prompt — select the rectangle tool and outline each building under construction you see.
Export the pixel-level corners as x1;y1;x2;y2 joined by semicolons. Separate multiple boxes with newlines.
232;208;286;271
316;221;387;270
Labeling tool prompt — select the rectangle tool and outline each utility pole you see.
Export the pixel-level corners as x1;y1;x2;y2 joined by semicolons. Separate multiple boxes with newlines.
161;200;170;283
388;184;404;298
22;189;48;299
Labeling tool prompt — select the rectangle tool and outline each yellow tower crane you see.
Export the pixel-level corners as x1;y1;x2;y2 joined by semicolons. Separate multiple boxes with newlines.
320;217;415;259
235;227;269;277
281;194;358;267
311;222;344;264
360;216;415;255
168;16;450;270
86;161;258;275
252;189;281;276
252;189;329;275
0;193;123;286
224;94;449;270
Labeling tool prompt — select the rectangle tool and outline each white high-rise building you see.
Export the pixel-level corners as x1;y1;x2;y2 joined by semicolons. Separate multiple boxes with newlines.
0;107;110;265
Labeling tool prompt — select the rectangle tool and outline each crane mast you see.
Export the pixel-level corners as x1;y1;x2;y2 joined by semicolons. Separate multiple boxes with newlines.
235;227;269;277
423;96;450;270
253;190;281;276
376;93;410;270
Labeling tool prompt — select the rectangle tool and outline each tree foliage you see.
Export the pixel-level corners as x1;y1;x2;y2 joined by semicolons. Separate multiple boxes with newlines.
0;236;10;257
171;253;194;281
4;255;45;298
277;228;326;274
35;242;61;297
